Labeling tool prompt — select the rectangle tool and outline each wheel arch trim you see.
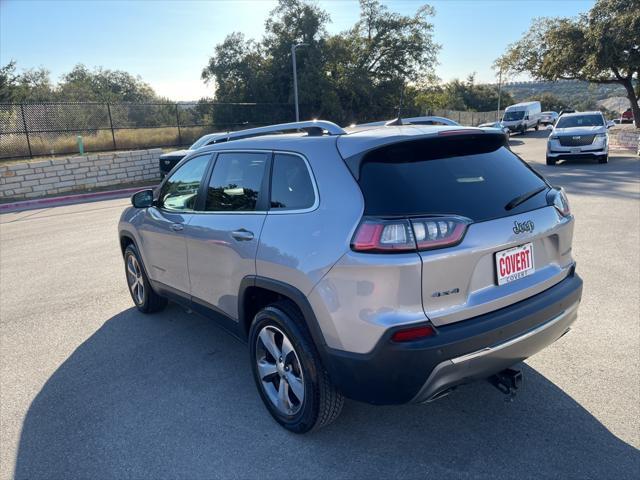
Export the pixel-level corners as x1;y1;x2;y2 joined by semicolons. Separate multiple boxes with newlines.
238;276;330;361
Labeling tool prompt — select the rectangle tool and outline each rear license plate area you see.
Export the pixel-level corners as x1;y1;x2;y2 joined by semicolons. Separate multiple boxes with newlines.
495;243;534;286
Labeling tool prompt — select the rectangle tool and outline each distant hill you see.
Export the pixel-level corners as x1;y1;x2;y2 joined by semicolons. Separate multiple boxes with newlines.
497;80;631;113
597;96;631;112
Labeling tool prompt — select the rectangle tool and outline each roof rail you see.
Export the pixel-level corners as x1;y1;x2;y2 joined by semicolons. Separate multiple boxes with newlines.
206;120;346;144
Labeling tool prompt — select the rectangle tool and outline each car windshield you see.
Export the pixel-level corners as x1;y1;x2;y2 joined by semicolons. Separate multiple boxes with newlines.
190;136;214;149
556;114;604;128
503;111;524;121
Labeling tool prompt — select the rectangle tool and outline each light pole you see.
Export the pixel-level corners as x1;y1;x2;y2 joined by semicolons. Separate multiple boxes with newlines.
496;67;503;122
291;43;307;122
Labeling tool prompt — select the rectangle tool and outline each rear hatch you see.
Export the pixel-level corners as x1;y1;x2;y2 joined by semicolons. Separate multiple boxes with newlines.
347;130;575;326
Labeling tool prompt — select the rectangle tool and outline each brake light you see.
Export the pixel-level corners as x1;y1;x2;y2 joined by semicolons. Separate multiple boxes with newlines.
352;217;470;253
411;217;470;250
351;219;415;252
391;325;435;342
438;129;483;136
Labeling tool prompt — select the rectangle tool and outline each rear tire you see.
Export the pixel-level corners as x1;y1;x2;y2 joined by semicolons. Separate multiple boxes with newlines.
520;125;526;135
534;121;540;131
546;156;556;166
249;301;343;433
124;244;167;313
598;155;608;164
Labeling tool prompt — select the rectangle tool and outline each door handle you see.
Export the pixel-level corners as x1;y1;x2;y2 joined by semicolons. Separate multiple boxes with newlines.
170;223;184;232
231;229;254;241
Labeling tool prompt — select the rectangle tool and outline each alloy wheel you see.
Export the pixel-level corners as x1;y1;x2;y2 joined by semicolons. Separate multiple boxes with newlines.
126;254;145;305
255;325;305;415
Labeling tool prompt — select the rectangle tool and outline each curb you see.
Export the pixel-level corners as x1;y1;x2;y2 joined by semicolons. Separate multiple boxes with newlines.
0;186;155;213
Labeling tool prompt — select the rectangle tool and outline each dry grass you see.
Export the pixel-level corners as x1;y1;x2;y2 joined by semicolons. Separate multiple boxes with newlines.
1;126;213;161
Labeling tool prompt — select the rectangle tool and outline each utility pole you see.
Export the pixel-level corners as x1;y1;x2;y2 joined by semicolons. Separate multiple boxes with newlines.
291;43;308;122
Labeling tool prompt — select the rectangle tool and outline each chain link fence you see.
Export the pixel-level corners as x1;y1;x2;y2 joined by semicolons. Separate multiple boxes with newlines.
0;102;505;161
0;102;298;160
431;109;505;126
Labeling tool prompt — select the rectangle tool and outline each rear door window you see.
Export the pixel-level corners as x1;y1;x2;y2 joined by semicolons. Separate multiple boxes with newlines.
357;137;548;222
204;152;268;211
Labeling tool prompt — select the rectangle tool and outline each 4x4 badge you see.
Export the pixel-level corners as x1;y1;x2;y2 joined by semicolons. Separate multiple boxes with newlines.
513;220;534;234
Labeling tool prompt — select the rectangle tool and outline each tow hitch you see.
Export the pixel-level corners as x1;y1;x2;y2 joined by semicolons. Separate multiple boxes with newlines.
488;368;522;401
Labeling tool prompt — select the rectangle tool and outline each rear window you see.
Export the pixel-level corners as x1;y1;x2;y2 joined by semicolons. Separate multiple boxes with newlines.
357;136;548;222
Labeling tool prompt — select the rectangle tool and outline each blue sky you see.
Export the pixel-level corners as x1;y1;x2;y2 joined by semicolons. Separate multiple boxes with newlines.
1;0;595;100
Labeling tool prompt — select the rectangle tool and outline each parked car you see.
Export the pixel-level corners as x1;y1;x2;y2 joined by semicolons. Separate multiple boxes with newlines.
120;120;582;433
478;121;510;137
501;101;542;134
357;116;459;127
621;108;634;124
546;111;612;165
540;111;559;125
159;132;227;178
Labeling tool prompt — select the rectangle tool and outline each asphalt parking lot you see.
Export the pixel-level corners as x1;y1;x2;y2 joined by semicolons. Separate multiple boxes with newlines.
1;131;639;479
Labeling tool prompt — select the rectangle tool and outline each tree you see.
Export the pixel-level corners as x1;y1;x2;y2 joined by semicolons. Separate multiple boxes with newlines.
415;75;514;113
0;61;19;102
201;0;440;124
58;64;157;103
535;92;572;112
496;0;640;126
0;61;55;102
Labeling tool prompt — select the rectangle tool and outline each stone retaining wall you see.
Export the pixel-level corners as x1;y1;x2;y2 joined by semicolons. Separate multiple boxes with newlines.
609;128;639;150
0;148;162;201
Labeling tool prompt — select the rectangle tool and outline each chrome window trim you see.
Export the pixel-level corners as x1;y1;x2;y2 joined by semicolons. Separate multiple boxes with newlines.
268;150;319;215
157;153;213;214
186;148;319;215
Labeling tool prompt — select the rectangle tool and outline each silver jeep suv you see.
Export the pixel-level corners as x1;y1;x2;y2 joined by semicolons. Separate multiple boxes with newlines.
119;120;582;433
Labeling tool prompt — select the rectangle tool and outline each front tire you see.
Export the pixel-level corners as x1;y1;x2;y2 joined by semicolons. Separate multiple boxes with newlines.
598;155;608;164
546;156;556;166
124;244;167;313
249;302;343;433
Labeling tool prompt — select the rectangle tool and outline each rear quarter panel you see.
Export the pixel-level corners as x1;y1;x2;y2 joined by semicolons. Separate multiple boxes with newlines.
255;139;364;296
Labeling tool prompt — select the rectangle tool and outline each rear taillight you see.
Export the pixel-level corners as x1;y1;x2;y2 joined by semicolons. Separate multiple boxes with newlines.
391;325;436;342
548;187;571;217
351;219;415;252
411;217;470;250
351;216;470;253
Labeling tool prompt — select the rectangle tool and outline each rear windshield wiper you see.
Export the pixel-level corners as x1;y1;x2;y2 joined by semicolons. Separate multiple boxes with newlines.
504;186;547;211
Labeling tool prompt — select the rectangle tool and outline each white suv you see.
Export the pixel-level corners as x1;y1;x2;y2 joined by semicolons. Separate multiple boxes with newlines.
547;111;611;165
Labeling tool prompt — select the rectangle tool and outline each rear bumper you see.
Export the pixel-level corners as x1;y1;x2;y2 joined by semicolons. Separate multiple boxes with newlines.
322;270;582;405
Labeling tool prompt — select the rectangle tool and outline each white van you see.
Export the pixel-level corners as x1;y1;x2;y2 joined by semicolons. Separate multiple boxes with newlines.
502;101;542;134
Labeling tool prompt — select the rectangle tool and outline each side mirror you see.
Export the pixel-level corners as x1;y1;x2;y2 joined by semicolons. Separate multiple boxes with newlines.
131;189;154;208
607;120;615;128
